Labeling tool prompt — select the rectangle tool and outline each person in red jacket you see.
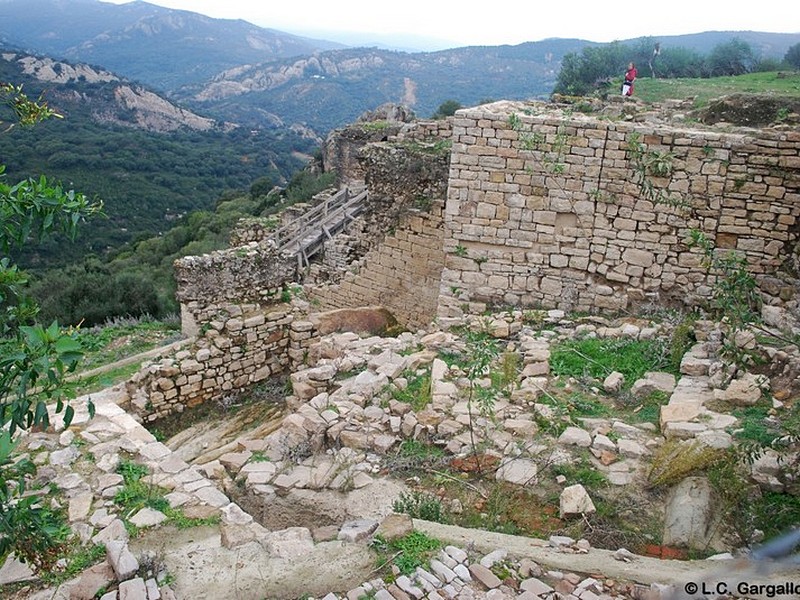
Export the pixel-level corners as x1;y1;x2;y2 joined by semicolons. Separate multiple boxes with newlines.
622;62;637;96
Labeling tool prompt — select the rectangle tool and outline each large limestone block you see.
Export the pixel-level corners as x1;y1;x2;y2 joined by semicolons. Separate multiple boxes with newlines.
559;484;596;517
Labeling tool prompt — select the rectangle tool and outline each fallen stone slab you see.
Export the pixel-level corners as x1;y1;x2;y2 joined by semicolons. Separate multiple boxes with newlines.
106;540;139;581
69;561;116;600
118;577;147;600
521;576;554;595
129;507;167;528
468;563;502;589
495;458;538;485
375;513;413;541
558;426;592;447
338;518;379;543
631;372;676;398
0;554;35;585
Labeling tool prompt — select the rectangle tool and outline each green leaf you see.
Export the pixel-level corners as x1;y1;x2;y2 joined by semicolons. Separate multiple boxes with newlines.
33;400;48;428
54;335;81;355
63;404;74;428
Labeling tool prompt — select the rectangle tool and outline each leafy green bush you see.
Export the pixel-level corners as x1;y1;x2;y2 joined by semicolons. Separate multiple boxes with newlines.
0;432;71;570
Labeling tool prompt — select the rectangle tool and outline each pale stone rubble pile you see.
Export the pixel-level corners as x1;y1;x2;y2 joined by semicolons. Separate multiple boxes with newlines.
1;308;797;599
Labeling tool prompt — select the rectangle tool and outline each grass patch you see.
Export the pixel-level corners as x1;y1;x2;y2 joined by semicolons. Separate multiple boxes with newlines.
635;71;800;108
68;362;144;396
392;368;432;411
113;459;220;531
731;404;783;446
549;337;672;387
372;531;442;576
39;542;106;586
619;390;670;426
75;316;182;371
551;456;608;490
397;439;445;461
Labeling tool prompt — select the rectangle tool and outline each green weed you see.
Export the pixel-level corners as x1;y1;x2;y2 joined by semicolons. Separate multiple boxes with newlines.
372;531;442;575
392;491;446;523
392;368;432;411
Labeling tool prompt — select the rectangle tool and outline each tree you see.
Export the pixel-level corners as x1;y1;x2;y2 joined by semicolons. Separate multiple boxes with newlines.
785;43;800;70
432;99;462;119
553;42;629;96
706;39;755;76
1;83;101;567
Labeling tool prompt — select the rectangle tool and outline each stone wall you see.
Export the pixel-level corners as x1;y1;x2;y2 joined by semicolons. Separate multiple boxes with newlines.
437;101;800;320
306;201;446;331
126;301;294;421
305;126;452;330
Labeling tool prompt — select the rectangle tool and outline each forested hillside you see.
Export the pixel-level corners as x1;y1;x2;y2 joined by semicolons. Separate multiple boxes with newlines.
0;51;317;268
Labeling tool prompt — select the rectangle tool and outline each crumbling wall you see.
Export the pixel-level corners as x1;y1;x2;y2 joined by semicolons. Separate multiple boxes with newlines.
437;101;800;321
126;301;297;421
306;201;446;331
306;128;451;329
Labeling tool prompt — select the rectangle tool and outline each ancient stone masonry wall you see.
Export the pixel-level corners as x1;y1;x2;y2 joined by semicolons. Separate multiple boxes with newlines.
124;243;308;421
126;301;296;421
305;128;452;329
307;201;446;330
437;101;800;320
174;243;297;334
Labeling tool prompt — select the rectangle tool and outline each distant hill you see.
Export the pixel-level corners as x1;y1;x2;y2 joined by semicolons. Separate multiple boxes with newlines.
3;1;799;135
0;49;317;268
181;41;586;132
0;0;344;90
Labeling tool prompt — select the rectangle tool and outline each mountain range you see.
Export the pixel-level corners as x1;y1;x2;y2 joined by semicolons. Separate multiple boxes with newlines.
3;0;799;134
2;0;799;269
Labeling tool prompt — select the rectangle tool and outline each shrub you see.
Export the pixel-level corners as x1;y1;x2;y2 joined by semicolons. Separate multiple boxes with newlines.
392;491;445;523
646;439;725;488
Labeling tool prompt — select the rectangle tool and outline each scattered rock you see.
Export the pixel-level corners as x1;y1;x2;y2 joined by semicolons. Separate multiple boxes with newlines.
558;427;592;447
106;540;139;581
495;458;538;485
374;513;413;541
603;371;625;393
559;484;596;517
0;554;35;585
468;563;502;589
631;372;676;398
338;518;379;542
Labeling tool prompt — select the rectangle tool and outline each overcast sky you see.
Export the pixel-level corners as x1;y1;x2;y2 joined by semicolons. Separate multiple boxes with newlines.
103;0;799;50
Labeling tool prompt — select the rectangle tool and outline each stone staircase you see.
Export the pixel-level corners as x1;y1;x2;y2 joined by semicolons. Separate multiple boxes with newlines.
268;185;368;269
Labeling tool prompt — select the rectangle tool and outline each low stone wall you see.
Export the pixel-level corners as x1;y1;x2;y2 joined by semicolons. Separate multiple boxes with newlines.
437;101;800;319
174;242;297;336
126;301;297;421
